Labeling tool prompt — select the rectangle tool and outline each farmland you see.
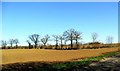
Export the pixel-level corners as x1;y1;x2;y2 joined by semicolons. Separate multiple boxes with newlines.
1;47;119;65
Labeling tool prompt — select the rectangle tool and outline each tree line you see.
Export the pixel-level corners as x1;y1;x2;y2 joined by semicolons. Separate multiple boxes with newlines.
0;28;114;49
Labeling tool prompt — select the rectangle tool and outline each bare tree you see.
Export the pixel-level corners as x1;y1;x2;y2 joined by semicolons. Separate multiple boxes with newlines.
63;29;75;48
59;35;64;48
74;31;82;48
14;39;19;48
52;35;59;48
106;36;113;44
26;40;32;49
9;39;14;48
41;35;50;47
29;34;40;49
91;32;98;42
1;40;7;49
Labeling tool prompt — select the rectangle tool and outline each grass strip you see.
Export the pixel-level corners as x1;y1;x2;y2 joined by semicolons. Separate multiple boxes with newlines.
51;51;120;70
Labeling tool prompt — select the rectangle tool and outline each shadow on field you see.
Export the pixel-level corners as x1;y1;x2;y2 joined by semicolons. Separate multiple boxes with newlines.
2;62;58;71
2;61;91;71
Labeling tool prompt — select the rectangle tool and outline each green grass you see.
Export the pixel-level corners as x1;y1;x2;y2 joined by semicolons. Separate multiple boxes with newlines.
51;51;120;70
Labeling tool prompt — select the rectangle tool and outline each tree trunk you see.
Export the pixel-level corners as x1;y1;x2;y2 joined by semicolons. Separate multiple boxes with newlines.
29;44;30;49
11;44;12;48
44;43;46;49
35;43;37;49
16;44;18;48
56;40;58;48
76;39;78;48
61;40;63;48
29;43;31;49
71;39;73;49
44;43;46;46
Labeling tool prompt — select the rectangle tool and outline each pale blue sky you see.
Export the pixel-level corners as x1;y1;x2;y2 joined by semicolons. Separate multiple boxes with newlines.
1;0;119;2
2;2;118;45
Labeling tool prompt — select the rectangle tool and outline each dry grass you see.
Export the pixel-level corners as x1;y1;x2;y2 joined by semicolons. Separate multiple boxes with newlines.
1;47;119;65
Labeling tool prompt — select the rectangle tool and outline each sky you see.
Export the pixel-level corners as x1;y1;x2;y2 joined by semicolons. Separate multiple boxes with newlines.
2;2;118;45
118;1;120;43
1;0;120;2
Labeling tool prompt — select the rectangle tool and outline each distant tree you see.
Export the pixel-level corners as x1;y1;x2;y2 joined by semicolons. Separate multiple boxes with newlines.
59;35;64;48
106;36;113;44
63;29;75;48
52;35;59;48
91;32;98;42
1;40;7;49
74;31;82;48
41;35;50;47
14;39;19;48
9;39;14;48
29;34;40;49
26;40;32;49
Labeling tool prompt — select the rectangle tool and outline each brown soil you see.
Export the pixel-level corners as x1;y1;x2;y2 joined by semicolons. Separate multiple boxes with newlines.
1;47;119;65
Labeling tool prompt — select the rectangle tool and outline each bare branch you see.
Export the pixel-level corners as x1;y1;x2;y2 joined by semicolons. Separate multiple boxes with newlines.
9;39;14;48
1;40;7;49
106;36;113;44
63;29;75;48
52;35;59;48
41;34;50;46
14;39;19;48
29;34;40;49
91;32;98;42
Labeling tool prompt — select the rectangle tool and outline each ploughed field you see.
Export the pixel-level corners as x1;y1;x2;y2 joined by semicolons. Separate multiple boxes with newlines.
1;47;119;65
